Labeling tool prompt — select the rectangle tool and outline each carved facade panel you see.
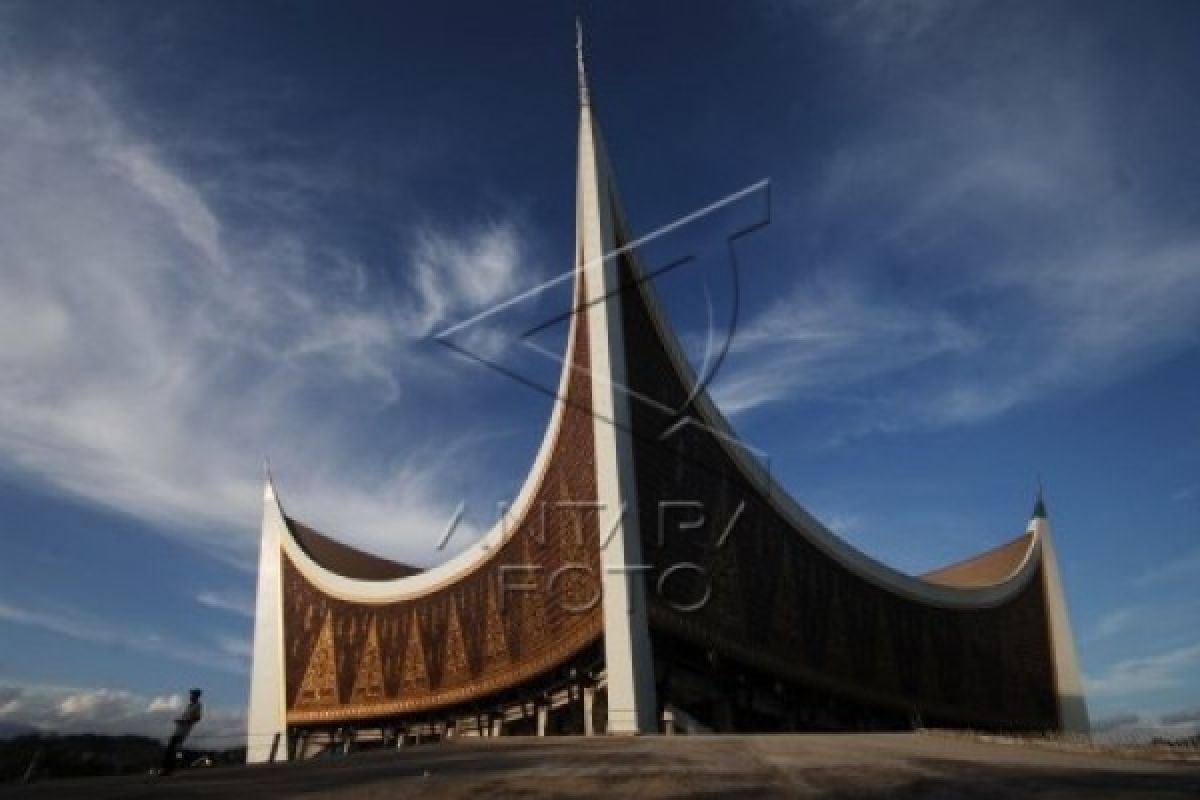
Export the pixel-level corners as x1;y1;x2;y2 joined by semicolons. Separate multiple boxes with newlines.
282;275;604;725
399;612;429;694
293;611;338;711
616;251;1060;730
349;617;385;704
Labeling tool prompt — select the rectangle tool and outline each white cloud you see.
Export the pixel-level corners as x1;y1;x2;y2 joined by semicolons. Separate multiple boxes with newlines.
1087;607;1141;643
408;221;525;335
1088;709;1200;741
146;695;183;713
1090;712;1140;734
725;6;1200;436
1133;548;1200;589
1171;483;1199;504
195;590;255;618
710;278;979;416
0;60;523;565
214;635;252;661
1084;642;1200;697
102;143;229;272
0;598;246;675
0;688;21;715
0;682;246;744
820;0;968;49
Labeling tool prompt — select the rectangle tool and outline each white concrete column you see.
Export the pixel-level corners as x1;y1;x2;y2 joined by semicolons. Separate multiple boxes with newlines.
536;704;549;737
583;687;596;736
577;96;657;737
246;479;290;764
1029;511;1090;734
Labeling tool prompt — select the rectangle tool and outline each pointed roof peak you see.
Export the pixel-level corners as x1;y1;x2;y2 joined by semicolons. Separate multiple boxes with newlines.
263;456;281;506
576;16;590;107
1032;476;1048;519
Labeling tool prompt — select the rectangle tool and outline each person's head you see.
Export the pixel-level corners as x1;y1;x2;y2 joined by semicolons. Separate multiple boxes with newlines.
189;688;203;700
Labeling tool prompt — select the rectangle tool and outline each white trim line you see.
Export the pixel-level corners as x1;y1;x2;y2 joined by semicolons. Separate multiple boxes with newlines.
618;210;1041;609
278;259;584;605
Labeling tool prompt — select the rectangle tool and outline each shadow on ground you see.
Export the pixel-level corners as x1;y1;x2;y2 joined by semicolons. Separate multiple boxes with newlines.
2;734;1197;799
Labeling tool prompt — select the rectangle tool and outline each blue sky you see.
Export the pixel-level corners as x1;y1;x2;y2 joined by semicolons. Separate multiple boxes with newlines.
0;1;1197;744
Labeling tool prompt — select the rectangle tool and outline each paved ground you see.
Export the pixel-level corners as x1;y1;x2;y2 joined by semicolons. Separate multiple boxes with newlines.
3;734;1198;799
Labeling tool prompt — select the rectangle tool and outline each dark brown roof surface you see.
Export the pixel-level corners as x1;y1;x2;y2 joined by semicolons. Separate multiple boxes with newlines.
920;531;1036;588
285;516;423;581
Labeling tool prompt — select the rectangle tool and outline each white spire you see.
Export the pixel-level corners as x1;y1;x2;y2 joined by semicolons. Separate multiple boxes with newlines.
573;21;657;734
576;17;590;107
1027;493;1090;734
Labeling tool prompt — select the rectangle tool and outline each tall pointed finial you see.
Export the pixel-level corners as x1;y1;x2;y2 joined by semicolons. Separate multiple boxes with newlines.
263;456;274;487
576;17;590;107
1033;475;1048;519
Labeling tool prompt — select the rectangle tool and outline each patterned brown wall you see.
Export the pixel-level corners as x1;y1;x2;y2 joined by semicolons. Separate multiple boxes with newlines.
615;252;1060;730
282;274;604;725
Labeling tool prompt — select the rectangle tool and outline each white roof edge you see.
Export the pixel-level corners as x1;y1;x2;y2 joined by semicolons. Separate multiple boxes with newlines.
274;94;1040;611
620;237;1042;609
277;267;584;604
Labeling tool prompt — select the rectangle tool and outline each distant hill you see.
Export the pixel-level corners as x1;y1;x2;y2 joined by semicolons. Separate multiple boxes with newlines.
0;732;244;783
0;733;163;782
0;722;37;740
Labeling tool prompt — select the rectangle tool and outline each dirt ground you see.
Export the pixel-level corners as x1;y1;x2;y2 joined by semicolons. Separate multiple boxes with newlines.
3;733;1198;799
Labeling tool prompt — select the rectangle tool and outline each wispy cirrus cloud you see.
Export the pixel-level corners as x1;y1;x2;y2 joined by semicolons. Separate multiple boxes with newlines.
0;58;526;565
723;3;1200;438
194;590;255;618
0;598;248;675
408;221;526;336
710;278;979;415
1132;548;1200;590
1084;641;1200;697
817;0;970;50
1086;607;1142;643
1171;483;1200;504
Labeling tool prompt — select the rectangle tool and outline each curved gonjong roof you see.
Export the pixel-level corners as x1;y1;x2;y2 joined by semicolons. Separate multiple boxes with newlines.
272;55;1041;611
275;257;1039;611
273;253;589;605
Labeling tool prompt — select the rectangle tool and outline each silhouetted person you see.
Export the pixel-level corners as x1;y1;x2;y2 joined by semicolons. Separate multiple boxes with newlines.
160;688;204;775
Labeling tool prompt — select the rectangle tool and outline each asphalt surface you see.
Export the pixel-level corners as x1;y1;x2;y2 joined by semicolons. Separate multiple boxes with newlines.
3;733;1198;799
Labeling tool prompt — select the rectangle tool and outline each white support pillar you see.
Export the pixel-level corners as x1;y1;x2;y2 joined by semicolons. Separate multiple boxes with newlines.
246;478;290;764
1029;503;1090;734
583;687;596;736
575;54;657;736
536;704;549;737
